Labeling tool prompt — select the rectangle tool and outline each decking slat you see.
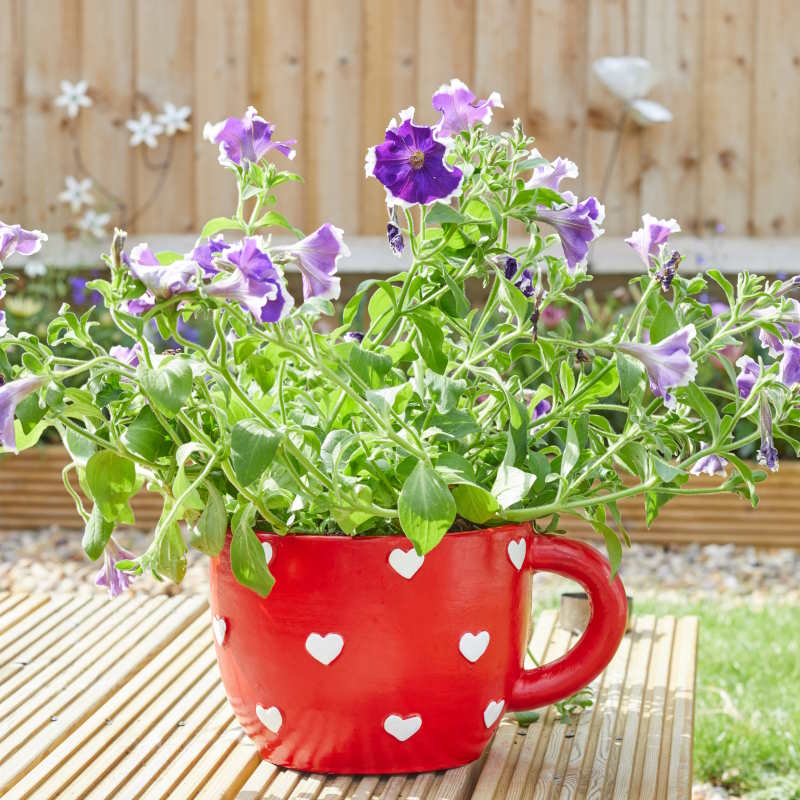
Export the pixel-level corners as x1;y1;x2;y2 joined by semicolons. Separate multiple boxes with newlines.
0;594;695;799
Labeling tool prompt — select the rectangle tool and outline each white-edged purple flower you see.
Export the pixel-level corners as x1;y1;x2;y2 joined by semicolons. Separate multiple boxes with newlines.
534;196;605;273
779;340;800;387
274;223;349;302
95;537;136;598
109;342;143;368
0;222;48;266
129;243;197;300
690;448;728;477
0;311;6;336
526;149;579;193
203;107;296;167
0;375;45;452
757;394;778;472
753;298;800;356
431;79;503;139
387;222;405;257
618;324;697;407
365;107;463;208
343;331;364;344
207;236;293;323
515;268;535;298
531;397;551;421
123;291;156;316
735;355;760;399
625;214;680;268
189;234;229;277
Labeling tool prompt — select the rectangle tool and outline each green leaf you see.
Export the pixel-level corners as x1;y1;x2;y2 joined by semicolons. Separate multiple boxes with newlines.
707;269;734;307
652;456;683;482
424;409;481;440
560;421;580;478
85;451;137;524
64;426;96;466
230;419;281;486
349;345;393;386
398;462;456;555
252;210;293;231
82;505;114;561
201;216;246;238
452;483;499;524
617;352;644;403
412;315;447;374
426;202;466;225
138;359;193;418
492;465;537;509
589;519;623;580
230;504;274;596
190;482;228;556
649;300;679;344
122;406;172;460
684;383;721;440
151;510;187;583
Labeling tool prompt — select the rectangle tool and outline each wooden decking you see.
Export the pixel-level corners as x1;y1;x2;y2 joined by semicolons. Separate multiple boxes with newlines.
0;592;697;799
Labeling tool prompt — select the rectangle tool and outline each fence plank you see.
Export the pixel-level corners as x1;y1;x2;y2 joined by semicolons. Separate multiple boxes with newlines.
0;0;24;220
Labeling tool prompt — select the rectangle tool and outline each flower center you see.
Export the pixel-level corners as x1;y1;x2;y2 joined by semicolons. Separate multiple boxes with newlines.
409;150;425;170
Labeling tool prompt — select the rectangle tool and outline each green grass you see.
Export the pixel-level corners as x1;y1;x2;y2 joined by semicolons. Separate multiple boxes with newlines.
634;599;800;798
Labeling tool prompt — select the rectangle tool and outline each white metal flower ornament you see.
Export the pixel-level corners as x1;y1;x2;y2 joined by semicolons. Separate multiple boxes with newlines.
592;57;672;126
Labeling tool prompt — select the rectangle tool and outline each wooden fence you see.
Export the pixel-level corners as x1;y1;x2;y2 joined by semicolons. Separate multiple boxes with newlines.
2;445;799;547
1;0;800;244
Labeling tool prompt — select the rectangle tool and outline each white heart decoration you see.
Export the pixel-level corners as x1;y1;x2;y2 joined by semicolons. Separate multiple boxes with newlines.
262;541;273;565
305;632;344;665
256;704;283;734
211;616;227;647
459;631;490;663
383;714;422;742
388;548;424;580
483;699;505;728
507;538;526;571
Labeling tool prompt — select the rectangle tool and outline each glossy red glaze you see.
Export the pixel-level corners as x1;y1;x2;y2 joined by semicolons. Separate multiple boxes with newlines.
209;524;627;774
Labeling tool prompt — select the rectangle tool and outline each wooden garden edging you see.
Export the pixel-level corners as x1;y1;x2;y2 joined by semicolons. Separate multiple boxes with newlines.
1;445;798;547
0;592;697;799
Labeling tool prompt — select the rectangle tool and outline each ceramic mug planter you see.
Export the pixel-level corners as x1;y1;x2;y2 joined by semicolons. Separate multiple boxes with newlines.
209;523;627;774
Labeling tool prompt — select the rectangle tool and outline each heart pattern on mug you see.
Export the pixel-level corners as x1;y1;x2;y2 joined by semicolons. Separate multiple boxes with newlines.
507;538;526;571
483;699;505;728
256;704;283;734
459;631;490;663
262;541;273;565
383;714;422;741
388;548;424;580
211;615;227;647
305;632;344;665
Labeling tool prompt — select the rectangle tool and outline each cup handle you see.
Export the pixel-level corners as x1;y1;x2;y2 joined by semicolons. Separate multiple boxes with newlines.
507;533;628;711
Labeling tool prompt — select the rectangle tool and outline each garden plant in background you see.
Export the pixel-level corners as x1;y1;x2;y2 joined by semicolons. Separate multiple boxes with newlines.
2;80;800;773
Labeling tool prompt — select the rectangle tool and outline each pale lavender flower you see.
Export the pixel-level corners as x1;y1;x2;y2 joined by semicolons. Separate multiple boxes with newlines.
757;394;779;472
753;298;800;356
779;340;800;387
625;214;680;268
207;237;293;323
109;342;142;368
735;355;760;399
189;234;229;277
534;196;605;273
95;538;136;598
526;149;579;193
69;276;102;306
365;107;463;208
0;285;6;336
690;448;728;477
274;223;349;302
123;291;156;316
0;221;47;266
129;243;198;299
618;324;697;407
203;107;296;167
0;375;45;452
431;79;503;139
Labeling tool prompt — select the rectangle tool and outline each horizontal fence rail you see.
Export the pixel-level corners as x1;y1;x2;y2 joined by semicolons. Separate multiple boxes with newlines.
2;446;798;547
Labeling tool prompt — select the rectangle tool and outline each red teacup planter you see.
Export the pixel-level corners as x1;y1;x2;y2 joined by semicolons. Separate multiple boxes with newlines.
209;523;627;774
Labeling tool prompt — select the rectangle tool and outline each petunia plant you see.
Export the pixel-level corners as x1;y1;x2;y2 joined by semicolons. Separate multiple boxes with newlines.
3;83;800;599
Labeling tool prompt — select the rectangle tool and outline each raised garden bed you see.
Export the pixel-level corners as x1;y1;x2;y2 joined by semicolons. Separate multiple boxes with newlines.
2;445;797;547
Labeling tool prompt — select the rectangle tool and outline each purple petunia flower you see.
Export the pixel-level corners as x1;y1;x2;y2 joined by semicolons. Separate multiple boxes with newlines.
129;244;198;300
0;221;47;266
526;150;579;193
752;298;800;356
123;291;157;316
502;256;519;280
625;214;680;268
343;331;364;344
0;375;45;452
95;537;136;598
109;342;142;368
274;223;349;302
735;355;760;399
779;340;800;387
189;234;229;277
690;449;728;477
757;394;779;472
207;237;293;323
531;397;551;421
69;276;102;306
515;268;535;298
618;324;697;407
365;107;463;208
534;196;605;273
203;107;296;167
0;310;6;337
431;79;503;139
387;223;405;257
